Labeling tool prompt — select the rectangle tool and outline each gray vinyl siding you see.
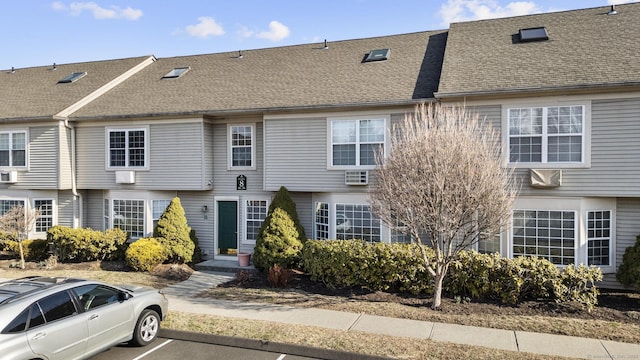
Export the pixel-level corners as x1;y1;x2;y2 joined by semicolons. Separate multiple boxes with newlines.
56;191;75;228
58;126;73;189
506;98;640;197
290;192;312;240
264;114;411;192
178;191;214;258
8;126;59;189
76;121;208;190
84;190;105;230
607;198;640;289
211;121;265;193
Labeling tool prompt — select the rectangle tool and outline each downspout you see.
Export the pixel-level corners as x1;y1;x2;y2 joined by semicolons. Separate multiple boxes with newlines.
64;118;82;229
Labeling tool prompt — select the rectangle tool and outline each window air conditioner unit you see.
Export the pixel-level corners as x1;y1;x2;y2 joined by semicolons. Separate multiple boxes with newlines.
345;170;368;185
530;169;562;188
115;170;135;184
0;171;17;184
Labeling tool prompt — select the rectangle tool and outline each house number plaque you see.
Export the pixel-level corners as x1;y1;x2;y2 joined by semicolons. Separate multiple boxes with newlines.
237;175;247;190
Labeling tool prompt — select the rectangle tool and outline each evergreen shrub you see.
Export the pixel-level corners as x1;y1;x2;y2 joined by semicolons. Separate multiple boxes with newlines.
253;208;303;271
46;226;128;262
616;234;640;289
2;239;49;262
153;197;195;264
125;237;167;272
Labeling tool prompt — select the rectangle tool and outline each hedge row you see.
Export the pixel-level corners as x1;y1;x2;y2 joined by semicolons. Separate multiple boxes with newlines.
302;240;603;310
1;239;49;262
46;226;128;262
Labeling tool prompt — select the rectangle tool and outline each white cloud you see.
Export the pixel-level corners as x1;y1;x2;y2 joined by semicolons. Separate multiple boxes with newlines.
256;21;290;42
237;25;254;39
439;0;541;25
185;17;225;38
51;1;142;20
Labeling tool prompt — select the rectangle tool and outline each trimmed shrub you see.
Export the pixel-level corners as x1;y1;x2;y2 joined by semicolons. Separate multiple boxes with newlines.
126;238;167;272
617;235;640;289
302;240;434;294
253;208;303;271
3;239;49;262
189;229;203;265
261;186;306;244
153;197;195;264
47;226;128;262
557;264;603;312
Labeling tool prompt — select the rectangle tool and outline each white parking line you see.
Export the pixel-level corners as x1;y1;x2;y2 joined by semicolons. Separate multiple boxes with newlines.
276;355;287;360
132;339;173;360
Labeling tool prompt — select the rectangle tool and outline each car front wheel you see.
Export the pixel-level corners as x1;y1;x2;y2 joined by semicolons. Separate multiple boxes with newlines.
130;309;160;346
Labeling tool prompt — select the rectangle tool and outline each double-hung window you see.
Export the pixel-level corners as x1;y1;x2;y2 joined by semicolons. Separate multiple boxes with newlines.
152;200;171;229
0;131;27;168
245;200;268;242
331;118;385;167
34;199;54;233
229;125;254;169
112;199;145;239
587;210;611;266
508;105;584;164
108;129;147;168
314;202;329;240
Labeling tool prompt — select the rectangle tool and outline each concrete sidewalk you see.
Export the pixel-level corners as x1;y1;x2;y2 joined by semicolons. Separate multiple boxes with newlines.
162;271;640;360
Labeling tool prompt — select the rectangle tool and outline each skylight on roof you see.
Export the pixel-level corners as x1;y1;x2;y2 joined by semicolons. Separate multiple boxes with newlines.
162;67;190;79
519;27;549;42
364;48;390;62
58;72;87;83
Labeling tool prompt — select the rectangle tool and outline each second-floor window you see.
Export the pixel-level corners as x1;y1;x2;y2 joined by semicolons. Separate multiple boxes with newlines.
508;105;584;164
0;131;27;168
229;125;254;169
331;119;385;167
108;129;146;168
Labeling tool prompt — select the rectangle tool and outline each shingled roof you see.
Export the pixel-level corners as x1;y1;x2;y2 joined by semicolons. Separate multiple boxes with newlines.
71;30;447;119
0;56;154;121
436;3;640;99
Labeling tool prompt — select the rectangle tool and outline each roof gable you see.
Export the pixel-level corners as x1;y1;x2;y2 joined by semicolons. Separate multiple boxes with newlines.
437;3;640;98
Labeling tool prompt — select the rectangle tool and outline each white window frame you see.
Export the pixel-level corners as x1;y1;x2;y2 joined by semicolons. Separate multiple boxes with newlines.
586;210;612;267
328;116;388;169
110;198;145;240
32;198;55;234
106;127;149;170
508;197;616;272
335;203;381;243
512;209;577;266
0;130;28;169
228;124;256;170
152;199;171;230
502;102;590;169
314;202;330;240
244;198;269;244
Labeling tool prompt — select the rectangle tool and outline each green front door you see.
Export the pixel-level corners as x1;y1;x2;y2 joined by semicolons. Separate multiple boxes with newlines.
217;201;238;255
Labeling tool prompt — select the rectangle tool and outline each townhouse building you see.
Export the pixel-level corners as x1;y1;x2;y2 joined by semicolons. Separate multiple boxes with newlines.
1;3;638;287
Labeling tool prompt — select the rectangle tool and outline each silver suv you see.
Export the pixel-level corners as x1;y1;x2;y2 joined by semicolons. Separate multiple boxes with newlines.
0;276;168;360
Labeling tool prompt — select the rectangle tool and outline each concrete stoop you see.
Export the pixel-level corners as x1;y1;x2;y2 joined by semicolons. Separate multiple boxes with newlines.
195;259;257;273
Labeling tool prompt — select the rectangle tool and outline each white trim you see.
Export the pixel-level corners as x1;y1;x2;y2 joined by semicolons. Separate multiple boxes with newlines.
32;198;56;236
509;197;616;272
242;196;270;245
105;126;150;170
214;196;240;259
227;124;256;171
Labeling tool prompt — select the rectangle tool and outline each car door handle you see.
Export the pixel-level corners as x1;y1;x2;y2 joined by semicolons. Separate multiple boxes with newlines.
89;314;100;320
32;332;47;340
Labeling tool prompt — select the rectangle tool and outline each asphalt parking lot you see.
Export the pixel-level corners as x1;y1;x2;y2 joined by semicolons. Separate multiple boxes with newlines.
89;330;390;360
89;338;321;360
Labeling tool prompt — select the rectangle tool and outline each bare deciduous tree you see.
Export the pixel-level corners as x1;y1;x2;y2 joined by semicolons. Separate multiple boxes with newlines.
0;205;40;269
370;103;518;309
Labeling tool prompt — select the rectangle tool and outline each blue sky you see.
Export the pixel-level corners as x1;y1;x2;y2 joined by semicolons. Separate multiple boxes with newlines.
2;0;633;69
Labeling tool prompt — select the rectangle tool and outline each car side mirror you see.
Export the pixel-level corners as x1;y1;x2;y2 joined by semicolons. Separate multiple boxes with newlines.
118;291;131;302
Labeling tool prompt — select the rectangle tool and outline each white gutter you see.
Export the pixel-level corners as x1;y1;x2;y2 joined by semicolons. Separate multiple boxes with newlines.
53;55;157;228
